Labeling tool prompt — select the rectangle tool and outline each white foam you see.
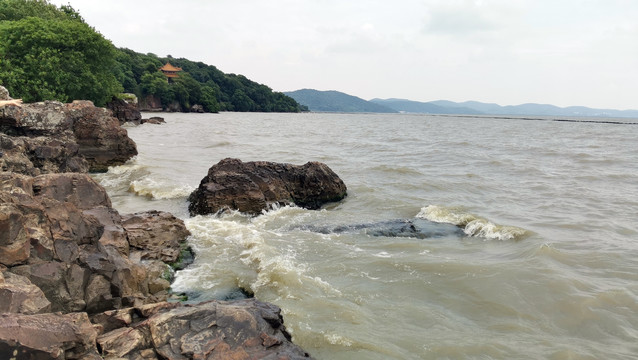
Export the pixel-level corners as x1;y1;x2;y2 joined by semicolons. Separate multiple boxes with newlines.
128;177;194;199
417;205;528;240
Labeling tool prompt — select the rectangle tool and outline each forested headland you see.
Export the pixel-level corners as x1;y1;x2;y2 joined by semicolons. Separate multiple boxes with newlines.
0;0;303;112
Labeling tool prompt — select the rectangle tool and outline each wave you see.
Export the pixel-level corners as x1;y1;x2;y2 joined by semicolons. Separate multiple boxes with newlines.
128;177;195;200
416;205;528;240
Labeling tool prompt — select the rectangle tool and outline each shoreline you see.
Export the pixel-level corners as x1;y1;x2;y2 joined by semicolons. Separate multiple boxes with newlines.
0;95;314;359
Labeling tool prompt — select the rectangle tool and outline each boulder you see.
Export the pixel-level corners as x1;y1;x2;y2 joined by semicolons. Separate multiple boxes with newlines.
96;299;313;359
188;158;347;216
106;96;142;124
140;116;165;125
0;311;100;359
0;99;137;173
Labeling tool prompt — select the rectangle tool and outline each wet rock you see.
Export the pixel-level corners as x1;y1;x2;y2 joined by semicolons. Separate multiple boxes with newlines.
188;157;347;216
300;218;466;239
96;299;313;359
140;116;165;125
107;96;142;124
191;104;204;113
0;99;137;174
0;311;100;359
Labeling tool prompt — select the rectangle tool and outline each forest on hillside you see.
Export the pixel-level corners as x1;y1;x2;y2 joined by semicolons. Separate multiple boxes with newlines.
0;0;302;112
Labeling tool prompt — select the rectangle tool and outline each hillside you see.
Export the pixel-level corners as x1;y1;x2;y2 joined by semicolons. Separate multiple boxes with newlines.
370;98;481;115
0;0;302;113
285;89;397;113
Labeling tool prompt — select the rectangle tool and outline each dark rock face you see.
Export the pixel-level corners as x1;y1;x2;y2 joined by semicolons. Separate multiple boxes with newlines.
94;299;312;360
106;97;142;124
0;172;190;314
188;158;348;216
0;100;137;173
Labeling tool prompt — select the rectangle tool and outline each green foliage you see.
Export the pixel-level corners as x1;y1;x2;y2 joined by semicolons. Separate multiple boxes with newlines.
0;0;122;106
0;0;301;112
116;49;303;113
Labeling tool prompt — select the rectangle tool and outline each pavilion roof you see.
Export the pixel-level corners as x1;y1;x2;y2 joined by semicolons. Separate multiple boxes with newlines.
159;62;183;72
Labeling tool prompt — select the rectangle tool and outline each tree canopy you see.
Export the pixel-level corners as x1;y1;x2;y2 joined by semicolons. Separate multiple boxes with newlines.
0;0;121;106
0;0;302;112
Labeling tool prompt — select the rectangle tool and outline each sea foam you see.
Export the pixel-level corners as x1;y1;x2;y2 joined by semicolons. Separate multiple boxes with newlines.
417;205;528;240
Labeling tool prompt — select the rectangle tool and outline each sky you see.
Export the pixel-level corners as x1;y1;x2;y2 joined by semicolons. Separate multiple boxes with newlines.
50;0;638;110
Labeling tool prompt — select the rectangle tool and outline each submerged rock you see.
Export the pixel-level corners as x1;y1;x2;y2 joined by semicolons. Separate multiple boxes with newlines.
298;218;466;239
188;157;347;216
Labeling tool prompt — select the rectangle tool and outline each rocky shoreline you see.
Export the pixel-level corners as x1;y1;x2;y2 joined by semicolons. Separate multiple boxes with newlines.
0;87;314;359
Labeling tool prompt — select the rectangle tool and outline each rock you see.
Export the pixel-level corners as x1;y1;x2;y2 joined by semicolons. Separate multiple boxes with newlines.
107;96;142;124
0;272;51;314
0;311;100;359
191;104;204;113
96;299;313;359
188;158;348;216
121;210;190;263
0;86;10;101
0;99;137;174
0;172;185;313
140;116;165;125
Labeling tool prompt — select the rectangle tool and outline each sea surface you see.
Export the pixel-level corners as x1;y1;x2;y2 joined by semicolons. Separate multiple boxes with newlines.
94;112;638;359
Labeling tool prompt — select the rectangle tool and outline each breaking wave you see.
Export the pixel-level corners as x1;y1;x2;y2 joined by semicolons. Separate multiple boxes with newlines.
416;205;528;240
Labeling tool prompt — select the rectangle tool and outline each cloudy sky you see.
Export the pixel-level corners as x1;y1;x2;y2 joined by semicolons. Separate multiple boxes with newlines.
51;0;638;110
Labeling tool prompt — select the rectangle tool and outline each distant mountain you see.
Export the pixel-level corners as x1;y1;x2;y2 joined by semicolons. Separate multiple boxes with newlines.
395;99;638;118
284;89;397;113
370;98;482;115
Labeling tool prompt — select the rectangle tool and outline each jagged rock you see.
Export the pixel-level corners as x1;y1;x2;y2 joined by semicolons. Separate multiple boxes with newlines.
190;104;204;113
0;172;187;313
96;299;313;360
0;100;137;173
0;272;51;314
188;158;348;216
107;96;142;124
121;210;190;263
0;311;101;359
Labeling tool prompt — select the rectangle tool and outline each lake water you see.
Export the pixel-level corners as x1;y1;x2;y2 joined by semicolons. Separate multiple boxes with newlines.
94;112;638;359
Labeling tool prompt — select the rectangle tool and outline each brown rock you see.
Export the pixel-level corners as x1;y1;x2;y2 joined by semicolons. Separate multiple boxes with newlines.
140;116;165;125
1;99;137;174
0;312;100;359
0;272;51;314
97;299;312;359
121;210;190;263
107;97;142;124
188;158;347;216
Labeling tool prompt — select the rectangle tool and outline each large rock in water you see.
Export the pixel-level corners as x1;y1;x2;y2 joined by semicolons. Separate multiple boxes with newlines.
0;100;137;173
106;96;142;124
188;158;347;216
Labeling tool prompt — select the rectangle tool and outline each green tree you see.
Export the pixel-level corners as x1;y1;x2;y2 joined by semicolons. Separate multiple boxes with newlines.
0;1;122;106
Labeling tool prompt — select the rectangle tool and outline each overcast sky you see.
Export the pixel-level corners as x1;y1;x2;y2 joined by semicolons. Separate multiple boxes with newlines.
51;0;638;110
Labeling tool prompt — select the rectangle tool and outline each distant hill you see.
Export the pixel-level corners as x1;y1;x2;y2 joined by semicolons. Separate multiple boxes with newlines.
370;98;481;115
378;98;638;118
284;89;397;113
